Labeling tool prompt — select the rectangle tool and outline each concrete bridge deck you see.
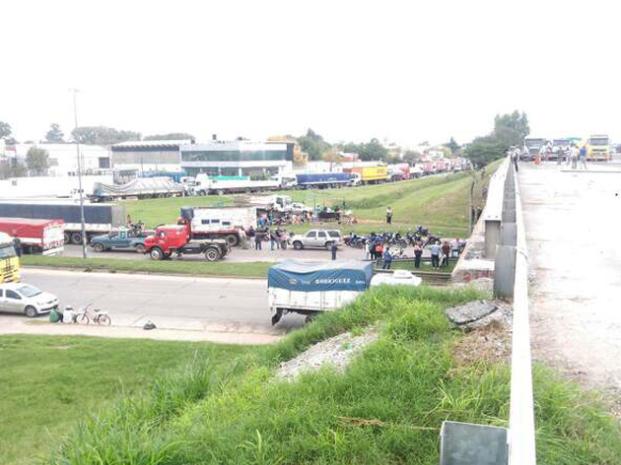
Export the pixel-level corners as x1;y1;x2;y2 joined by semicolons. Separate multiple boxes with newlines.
519;160;621;406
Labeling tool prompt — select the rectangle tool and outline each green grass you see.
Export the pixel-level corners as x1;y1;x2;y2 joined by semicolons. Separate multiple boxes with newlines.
123;165;501;238
21;255;272;278
0;335;252;465
43;285;621;465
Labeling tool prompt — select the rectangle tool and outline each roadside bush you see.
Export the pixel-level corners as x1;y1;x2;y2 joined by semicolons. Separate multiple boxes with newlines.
387;300;449;341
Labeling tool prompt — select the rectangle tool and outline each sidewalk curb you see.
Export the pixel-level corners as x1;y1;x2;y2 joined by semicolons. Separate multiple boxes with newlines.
21;265;267;280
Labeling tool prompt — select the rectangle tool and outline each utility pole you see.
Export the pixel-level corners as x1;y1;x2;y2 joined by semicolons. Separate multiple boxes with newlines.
71;88;88;259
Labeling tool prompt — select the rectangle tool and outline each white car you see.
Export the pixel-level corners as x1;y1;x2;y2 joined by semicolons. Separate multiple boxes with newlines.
285;202;312;214
370;270;422;287
0;283;60;317
291;229;342;250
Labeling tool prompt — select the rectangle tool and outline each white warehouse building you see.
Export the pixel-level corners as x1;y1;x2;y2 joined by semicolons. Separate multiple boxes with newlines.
180;140;294;179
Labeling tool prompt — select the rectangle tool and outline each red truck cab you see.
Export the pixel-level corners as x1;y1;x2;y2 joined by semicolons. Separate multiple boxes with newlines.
143;222;229;261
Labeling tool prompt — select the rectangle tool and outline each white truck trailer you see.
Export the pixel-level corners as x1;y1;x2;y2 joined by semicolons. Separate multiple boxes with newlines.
179;206;258;246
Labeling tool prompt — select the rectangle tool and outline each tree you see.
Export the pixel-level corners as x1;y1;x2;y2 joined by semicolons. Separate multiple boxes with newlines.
358;138;389;161
143;133;195;141
297;129;331;161
0;161;27;179
493;111;529;148
0;121;12;140
322;147;342;170
444;137;460;155
26;146;50;175
45;123;64;143
464;135;506;169
402;150;422;164
71;126;141;145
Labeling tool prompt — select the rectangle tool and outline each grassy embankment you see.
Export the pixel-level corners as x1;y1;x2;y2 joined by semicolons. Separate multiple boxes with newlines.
13;285;617;465
122;165;499;238
21;255;272;278
0;336;252;465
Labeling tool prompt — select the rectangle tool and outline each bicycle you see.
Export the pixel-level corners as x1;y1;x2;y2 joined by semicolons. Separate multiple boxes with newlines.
75;304;111;326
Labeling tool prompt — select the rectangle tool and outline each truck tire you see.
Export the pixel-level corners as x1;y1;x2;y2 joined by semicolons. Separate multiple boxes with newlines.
64;232;71;244
204;247;220;261
324;241;333;250
93;243;105;253
217;189;224;196
149;247;164;260
135;244;146;254
225;234;238;247
293;241;303;250
71;232;83;245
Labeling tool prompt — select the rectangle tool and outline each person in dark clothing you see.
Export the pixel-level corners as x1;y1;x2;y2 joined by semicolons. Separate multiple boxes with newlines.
382;247;393;270
255;229;263;250
413;242;423;268
331;242;338;260
13;237;22;257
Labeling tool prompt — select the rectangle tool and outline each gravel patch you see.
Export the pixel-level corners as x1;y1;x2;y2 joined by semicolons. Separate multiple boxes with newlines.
277;329;378;381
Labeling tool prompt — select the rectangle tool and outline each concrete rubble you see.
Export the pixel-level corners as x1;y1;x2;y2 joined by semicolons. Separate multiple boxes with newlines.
445;300;512;331
277;329;378;381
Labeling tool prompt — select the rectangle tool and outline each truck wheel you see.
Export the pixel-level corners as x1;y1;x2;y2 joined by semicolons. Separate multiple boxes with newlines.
150;247;164;260
71;232;83;245
217;189;224;196
63;232;71;244
225;234;238;247
135;244;146;254
325;241;333;250
204;248;220;261
293;241;303;250
93;243;105;253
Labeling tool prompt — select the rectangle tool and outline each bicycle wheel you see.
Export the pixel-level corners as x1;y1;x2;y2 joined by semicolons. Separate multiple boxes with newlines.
77;313;90;325
97;314;111;326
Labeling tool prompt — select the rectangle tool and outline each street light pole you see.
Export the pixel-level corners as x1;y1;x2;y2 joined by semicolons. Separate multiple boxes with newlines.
71;88;88;259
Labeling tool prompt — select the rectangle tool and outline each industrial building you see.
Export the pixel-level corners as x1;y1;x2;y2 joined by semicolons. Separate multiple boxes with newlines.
12;143;111;176
110;140;191;179
180;140;294;178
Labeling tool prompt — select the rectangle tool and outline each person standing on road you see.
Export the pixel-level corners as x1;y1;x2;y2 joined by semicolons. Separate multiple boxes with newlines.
430;240;441;268
386;206;393;224
413;242;423;268
441;240;451;267
247;226;256;249
511;148;519;172
255;229;263;250
570;144;579;169
382;246;393;270
579;145;588;170
331;241;338;260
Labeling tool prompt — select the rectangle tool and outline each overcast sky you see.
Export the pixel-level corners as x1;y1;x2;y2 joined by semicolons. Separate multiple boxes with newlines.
3;0;619;146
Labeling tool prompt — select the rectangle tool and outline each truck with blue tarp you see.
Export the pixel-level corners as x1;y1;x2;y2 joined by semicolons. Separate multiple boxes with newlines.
295;172;352;189
268;259;373;325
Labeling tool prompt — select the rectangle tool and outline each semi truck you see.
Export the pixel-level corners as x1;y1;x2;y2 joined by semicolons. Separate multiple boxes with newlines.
345;166;389;185
523;137;547;159
0;201;125;245
387;163;410;181
0;232;20;283
92;177;185;201
143;221;230;261
194;174;296;195
587;135;610;161
295;172;352;188
0;218;64;255
179;206;257;246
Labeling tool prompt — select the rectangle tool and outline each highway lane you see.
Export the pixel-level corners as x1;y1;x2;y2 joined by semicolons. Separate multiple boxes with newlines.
18;268;305;335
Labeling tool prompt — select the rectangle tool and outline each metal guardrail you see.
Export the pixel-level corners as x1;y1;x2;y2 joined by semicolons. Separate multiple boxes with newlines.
507;160;537;465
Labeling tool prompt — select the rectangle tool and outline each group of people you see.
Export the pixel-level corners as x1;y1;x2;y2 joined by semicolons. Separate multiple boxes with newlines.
365;236;461;269
509;143;588;170
246;226;289;251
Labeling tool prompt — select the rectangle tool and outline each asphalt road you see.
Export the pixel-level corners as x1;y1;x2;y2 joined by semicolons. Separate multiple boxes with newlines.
17;268;305;336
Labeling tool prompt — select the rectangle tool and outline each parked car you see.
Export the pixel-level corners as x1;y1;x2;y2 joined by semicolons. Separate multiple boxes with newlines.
90;228;148;253
0;283;59;317
290;229;341;250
